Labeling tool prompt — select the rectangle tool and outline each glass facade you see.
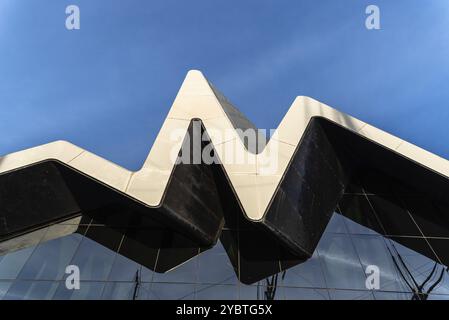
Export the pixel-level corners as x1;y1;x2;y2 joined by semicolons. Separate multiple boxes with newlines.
0;168;448;300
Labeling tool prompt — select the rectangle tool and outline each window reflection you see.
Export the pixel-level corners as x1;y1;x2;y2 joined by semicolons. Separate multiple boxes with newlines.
18;234;83;281
148;283;196;300
197;242;237;285
102;282;137;300
152;253;199;284
281;251;327;289
69;237;117;281
0;247;35;280
351;234;410;292
0;281;12;299
284;287;329;300
317;233;367;290
0;169;449;300
3;281;58;300
107;254;141;282
53;281;105;300
329;289;374;300
196;284;238;300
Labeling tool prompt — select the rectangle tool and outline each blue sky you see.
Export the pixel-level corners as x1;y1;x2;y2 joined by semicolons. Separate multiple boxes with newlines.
1;0;448;170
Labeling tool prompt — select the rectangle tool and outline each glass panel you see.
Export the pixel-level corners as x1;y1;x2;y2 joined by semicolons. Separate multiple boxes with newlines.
284;287;329;300
69;237;116;281
282;251;327;288
0;166;448;300
351;234;410;292
323;212;347;234
102;282;137;300
329;289;374;300
343;178;363;194
197;242;237;285
0;247;35;280
53;281;105;300
107;254;141;282
400;197;449;238
135;284;159;300
238;282;285;300
147;283;195;300
368;195;421;237
317;233;367;290
427;294;449;300
338;195;382;235
237;284;259;300
0;227;48;255
140;265;154;283
373;291;416;300
152;254;198;284
0;281;12;300
359;170;394;195
386;237;445;296
3;280;59;300
426;238;449;267
18;234;83;281
195;284;238;300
